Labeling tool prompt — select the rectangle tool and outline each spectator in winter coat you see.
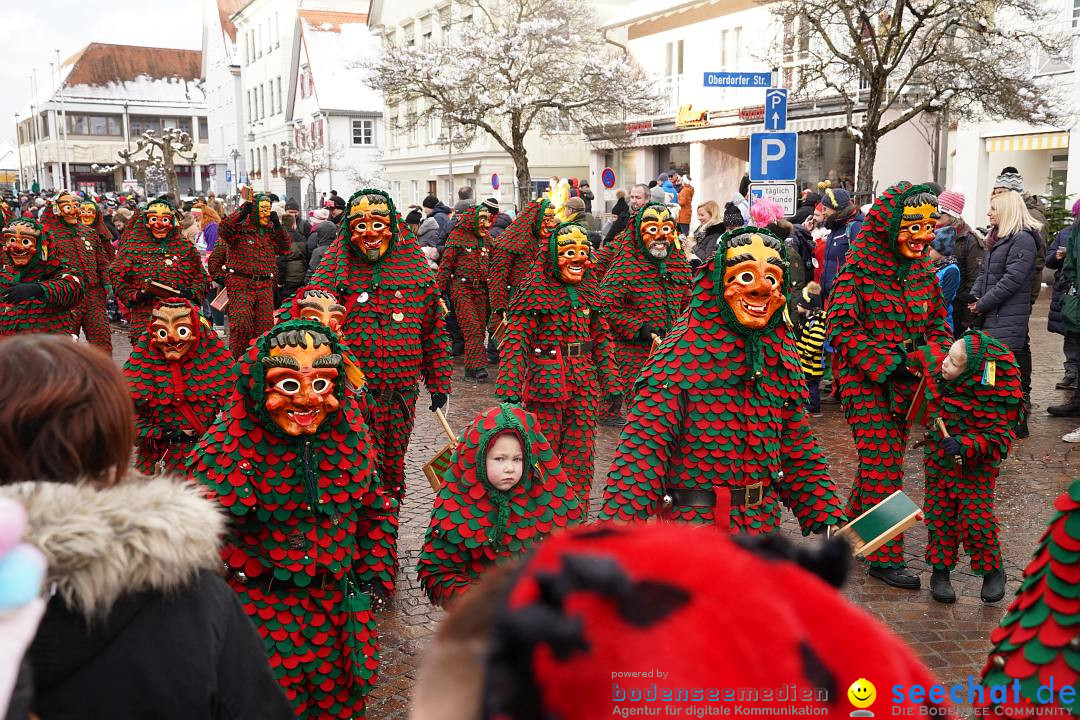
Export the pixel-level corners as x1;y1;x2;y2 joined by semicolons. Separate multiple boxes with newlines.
930;226;961;333
407;208;443;269
1045;199;1080;390
791;191;821;226
690;200;724;267
305;209;339;282
489;211;513;240
579;182;595;213
284;199;309;237
604;190;630;246
423;195;452;238
733;174;751;223
819;188;863;299
676;178;695;235
276;213;309;304
0;335;293;720
991;167;1046;305
937;190;983;336
656;173;678;204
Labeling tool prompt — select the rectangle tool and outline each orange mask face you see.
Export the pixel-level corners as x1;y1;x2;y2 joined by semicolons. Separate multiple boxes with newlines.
348;195;393;262
555;225;592;285
79;203;97;226
263;337;341;436
896;203;938;260
639;206;676;260
723;233;786;330
298;291;346;333
540;205;558;236
55;194;79;225
145;204;174;240
3;225;39;267
477;206;495;236
149;304;197;361
257;198;272;227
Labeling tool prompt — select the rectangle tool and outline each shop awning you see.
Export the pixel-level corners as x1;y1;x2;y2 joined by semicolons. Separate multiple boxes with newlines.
588;112;862;150
984;132;1069;153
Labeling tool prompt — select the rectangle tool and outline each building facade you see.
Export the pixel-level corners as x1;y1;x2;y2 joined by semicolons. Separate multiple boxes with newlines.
202;0;248;195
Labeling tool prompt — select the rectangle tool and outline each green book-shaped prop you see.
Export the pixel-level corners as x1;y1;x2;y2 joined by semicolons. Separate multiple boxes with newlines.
423;441;456;492
835;490;922;558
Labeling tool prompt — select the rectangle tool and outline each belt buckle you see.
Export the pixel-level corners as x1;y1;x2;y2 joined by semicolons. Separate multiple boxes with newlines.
746;482;764;508
565;342;582;358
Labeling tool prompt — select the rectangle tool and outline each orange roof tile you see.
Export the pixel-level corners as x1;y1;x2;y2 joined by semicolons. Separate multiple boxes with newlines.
62;43;201;87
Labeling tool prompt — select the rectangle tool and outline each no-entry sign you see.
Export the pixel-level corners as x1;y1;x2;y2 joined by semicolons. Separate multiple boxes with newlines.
601;167;616;189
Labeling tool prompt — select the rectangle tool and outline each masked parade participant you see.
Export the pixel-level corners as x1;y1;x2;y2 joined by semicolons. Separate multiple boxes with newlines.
437;201;497;381
280;189;452;590
495;221;619;509
487;199;558;325
209;192;289;358
0;217;83;337
191;320;396;719
826;182;952;589
417;404;580;609
78;198;116;260
598;226;844;533
111;198;210;340
42;190;112;351
122;298;232;475
597;203;691;424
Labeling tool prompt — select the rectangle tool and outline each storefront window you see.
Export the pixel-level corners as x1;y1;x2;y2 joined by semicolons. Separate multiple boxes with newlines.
796;130;856;193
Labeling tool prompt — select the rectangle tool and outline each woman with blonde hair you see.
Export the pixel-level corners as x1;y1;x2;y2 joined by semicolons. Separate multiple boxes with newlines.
970;188;1041;437
690;200;724;267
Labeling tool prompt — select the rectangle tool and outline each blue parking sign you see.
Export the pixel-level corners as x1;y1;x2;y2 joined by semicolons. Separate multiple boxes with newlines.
749;132;797;182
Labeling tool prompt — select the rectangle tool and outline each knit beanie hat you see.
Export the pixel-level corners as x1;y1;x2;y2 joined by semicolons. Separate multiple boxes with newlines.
820;187;851;211
723;202;744;228
649;186;667;203
938;189;965;217
993;167;1024;193
422;195;439;209
405;209;423;225
1071;197;1080;217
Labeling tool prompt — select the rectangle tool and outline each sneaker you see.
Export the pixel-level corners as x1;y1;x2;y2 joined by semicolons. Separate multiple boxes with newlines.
1064;426;1080;443
1057;376;1077;390
1048;398;1080;417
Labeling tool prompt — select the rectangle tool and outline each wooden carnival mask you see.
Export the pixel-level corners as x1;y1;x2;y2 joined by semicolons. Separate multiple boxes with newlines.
145;202;175;240
3;223;40;268
297;289;346;333
723;232;786;330
476;205;496;237
540;203;558;236
555;225;591;285
257;197;273;227
897;202;939;260
79;202;98;226
149;303;198;361
639;205;676;260
348;194;393;262
262;330;341;436
55;193;80;226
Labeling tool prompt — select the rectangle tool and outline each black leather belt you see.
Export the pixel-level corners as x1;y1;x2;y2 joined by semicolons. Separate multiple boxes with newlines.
228;566;339;592
664;483;766;509
225;266;274;281
455;276;486;287
530;341;595;358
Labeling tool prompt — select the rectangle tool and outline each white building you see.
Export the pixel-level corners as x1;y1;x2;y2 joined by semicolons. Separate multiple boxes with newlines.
16;43;211;194
202;0;248;195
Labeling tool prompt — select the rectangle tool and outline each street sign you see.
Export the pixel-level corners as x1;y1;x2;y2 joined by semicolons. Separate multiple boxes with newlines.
749;182;798;216
749;132;798;182
703;71;772;88
764;88;788;131
601;167;616;189
491;173;500;190
225;169;233;183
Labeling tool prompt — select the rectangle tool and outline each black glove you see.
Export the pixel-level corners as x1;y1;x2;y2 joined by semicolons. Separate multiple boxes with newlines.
637;325;658;344
940;437;963;456
889;350;919;382
955;291;975;305
2;283;44;303
269;211;281;228
429;392;448;412
134;289;153;304
177;287;196;301
237;202;252;220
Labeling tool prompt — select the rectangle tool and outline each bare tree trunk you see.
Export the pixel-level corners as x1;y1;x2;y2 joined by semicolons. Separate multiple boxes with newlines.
512;149;531;210
856;138;878;202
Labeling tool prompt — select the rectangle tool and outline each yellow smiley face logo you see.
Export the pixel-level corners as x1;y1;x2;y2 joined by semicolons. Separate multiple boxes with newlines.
847;678;876;709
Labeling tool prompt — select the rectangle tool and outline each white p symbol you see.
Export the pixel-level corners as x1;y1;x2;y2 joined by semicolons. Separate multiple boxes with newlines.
761;139;785;174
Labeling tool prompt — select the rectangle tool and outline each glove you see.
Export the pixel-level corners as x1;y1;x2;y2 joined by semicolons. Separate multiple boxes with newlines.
270;211;281;228
134;290;152;304
177;288;196;301
237;202;252;220
889;350;919;382
955;291;975;305
940;437;963;456
1;283;44;303
637;325;658;344
429;392;448;412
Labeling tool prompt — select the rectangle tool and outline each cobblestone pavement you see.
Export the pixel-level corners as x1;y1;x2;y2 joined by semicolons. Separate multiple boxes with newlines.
107;296;1080;717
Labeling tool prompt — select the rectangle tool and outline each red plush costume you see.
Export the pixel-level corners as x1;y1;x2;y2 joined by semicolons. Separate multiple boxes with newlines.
210;193;289;358
42;191;112;351
192;320;396;719
111;198;210;340
0;218;83;337
597;202;691;405
416;404;579;608
437;204;496;380
598;227;844;533
122;298;231;475
826;182;951;587
279;189;452;591
487;199;556;316
495;221;619;509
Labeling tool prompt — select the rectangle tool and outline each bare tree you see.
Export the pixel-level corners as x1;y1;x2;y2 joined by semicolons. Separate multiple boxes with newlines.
93;128;196;202
362;0;660;207
771;0;1069;194
283;121;344;205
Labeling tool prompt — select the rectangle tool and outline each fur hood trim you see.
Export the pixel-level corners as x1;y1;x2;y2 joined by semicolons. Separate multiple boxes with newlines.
0;475;225;620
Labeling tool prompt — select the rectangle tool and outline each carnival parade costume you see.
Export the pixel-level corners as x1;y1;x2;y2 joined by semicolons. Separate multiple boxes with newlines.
209;193;290;358
42;191;112;351
280;189;452;591
192;320;396;719
111;198;210;340
436;205;494;379
416;404;579;608
122;298;231;475
598;227;844;532
597;202;691;404
487;199;556;317
495;221;619;508
0;217;83;337
826;182;952;585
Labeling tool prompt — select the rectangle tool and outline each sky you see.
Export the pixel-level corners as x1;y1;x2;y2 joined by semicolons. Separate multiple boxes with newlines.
0;0;204;147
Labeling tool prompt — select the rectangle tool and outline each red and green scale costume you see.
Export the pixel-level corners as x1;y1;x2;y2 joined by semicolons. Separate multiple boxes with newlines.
495;221;619;508
41;201;112;351
591;228;626;280
211;193;290;358
487;199;549;314
912;331;1023;575
980;478;1080;717
598;226;845;532
0;219;83;337
826;182;952;568
279;189;452;589
121;298;232;475
596;202;692;403
77;199;116;263
436;205;490;373
110;200;211;340
416;404;580;608
191;319;396;719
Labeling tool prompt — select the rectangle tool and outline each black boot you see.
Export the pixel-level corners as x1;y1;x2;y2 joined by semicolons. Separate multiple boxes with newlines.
1048;398;1080;417
981;569;1006;603
868;566;921;589
930;569;956;603
473;367;489;383
1015;418;1029;439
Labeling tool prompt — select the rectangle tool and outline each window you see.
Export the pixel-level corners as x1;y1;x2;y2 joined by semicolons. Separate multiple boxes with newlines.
549;109;572;133
260;85;266;119
428;113;441;144
664;40;683;76
439;6;451;41
272;144;277;172
274;12;280;48
276;77;283;114
720;30;729;67
411;180;419;204
130;115;161;136
733;27;742;67
1074;0;1080;27
352;118;374;145
394;181;401;200
198;117;208;139
247;91;252;123
257;25;263;58
250;149;256;174
408;114;419;146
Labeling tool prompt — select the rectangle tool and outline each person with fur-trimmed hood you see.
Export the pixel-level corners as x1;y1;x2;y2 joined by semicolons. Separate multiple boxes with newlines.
826;182;953;589
0;217;83;338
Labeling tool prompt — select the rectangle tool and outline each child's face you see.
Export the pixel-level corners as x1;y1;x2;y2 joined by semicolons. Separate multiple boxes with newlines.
486;434;524;491
941;340;968;381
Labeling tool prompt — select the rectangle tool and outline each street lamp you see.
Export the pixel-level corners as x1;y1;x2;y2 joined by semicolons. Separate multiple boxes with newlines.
439;118;465;200
229;148;240;193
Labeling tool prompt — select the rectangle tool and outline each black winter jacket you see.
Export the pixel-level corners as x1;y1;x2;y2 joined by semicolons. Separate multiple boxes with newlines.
972;228;1038;351
306;221;340;282
277;229;309;287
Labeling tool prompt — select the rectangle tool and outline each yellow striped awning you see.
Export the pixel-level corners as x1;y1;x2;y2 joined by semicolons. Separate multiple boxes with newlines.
985;132;1069;153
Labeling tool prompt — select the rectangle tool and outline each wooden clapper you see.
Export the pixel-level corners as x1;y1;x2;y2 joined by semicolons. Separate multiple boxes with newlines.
834;490;922;558
422;408;460;492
